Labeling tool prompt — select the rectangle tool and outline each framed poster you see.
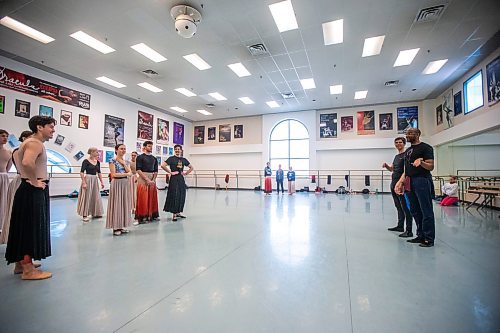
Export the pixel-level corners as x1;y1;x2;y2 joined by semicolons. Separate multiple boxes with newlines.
15;99;30;118
168;147;173;155
356;110;375;135
103;114;125;147
0;95;4;114
319;113;337;138
453;91;462;116
208;127;216;140
105;151;114;162
73;151;84;161
379;113;393;130
78;114;89;129
157;118;169;145
436;104;443;125
60;110;72;126
39;105;53;117
234;125;243;139
162;146;168;155
137;111;154;140
219;124;231;142
340;116;353;132
54;134;65;145
194;126;205;144
65;141;76;153
173;122;184;145
97;150;103;162
155;145;162;154
442;89;453;128
397;106;418;134
486;55;500;106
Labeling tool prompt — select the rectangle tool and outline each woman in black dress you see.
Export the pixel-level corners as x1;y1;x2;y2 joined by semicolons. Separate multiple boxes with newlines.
161;145;193;221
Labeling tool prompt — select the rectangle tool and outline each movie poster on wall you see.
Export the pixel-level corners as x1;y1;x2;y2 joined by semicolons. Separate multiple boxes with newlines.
340;116;353;132
397;106;418;134
156;118;169;145
379;113;393;130
453;91;462;116
234;125;243;139
436;105;443;125
356;110;375;135
486;55;500;106
208;127;216;140
173;122;184;145
0;95;4;114
219;124;231;142
103;114;125;147
442;89;453;128
39;105;53;117
194;126;205;144
319;113;337;138
137;111;154;140
15;99;30;118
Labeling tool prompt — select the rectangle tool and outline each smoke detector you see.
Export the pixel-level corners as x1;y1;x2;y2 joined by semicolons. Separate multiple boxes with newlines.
247;43;269;56
281;92;295;99
170;5;202;38
384;80;399;87
414;5;447;23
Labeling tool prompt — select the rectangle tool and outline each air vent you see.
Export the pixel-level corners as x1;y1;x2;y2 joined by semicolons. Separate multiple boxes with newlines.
384;80;399;87
414;5;447;23
247;43;269;56
141;69;159;78
205;103;215;108
281;92;295;99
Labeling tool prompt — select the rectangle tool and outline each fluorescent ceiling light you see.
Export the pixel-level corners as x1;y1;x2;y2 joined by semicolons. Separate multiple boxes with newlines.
228;63;251;77
322;19;343;45
0;16;54;44
354;90;368;99
300;78;316;90
239;97;254;104
197;109;213;116
422;59;448;74
330;85;343;94
208;92;227;101
170;106;188;113
96;76;126;88
183;53;211;70
393;48;420;67
266;101;280;108
137;82;163;93
175;88;196;97
70;31;115;54
362;35;385;57
130;43;166;62
269;0;298;33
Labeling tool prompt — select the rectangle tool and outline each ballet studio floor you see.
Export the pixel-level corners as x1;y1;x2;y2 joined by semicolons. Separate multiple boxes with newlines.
0;189;499;333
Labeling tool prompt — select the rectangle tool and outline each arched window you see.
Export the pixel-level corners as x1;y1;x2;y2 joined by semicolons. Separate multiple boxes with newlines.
269;119;309;174
46;149;72;173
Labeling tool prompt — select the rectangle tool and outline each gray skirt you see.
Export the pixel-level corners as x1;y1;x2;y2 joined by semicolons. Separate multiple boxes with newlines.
0;173;9;231
105;177;132;230
0;174;21;244
77;174;104;217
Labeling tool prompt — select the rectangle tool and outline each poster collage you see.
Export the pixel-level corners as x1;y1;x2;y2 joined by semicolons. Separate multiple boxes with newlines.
320;106;419;138
193;123;244;144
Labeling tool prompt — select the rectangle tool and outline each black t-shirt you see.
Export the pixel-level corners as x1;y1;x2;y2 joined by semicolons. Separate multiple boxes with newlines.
80;159;101;175
166;156;190;173
392;152;405;181
404;142;434;178
136;154;158;173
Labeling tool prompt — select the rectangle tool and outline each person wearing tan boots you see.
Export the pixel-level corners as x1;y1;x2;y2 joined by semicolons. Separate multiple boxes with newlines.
5;116;56;280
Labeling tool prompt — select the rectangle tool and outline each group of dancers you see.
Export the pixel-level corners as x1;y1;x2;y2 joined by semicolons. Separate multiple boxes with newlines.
0;116;193;280
263;163;296;195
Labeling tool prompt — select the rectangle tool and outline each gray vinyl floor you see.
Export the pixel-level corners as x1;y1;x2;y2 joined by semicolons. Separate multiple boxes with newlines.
0;189;499;333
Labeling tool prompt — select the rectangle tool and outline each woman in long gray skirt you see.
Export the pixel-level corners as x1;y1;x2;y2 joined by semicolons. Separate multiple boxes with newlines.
77;147;104;222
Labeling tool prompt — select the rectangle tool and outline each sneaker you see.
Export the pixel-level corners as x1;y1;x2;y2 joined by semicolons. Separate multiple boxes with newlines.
398;231;413;238
388;226;404;232
133;221;139;226
407;237;424;243
419;240;434;247
121;229;130;234
83;216;89;222
113;230;122;236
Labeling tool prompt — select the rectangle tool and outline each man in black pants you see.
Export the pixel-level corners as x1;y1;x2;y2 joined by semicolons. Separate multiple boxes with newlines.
396;128;436;247
383;137;413;237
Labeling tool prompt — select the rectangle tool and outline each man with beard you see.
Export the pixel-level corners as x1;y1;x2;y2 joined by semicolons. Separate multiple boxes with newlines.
135;141;159;223
395;128;436;247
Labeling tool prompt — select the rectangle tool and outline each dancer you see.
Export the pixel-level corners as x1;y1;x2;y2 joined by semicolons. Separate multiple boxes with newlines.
264;162;272;195
77;147;104;222
162;145;193;221
0;130;32;244
130;151;138;213
5;116;56;280
135;141;159;223
276;164;284;194
287;166;296;195
439;176;459;206
106;144;133;236
0;129;12;232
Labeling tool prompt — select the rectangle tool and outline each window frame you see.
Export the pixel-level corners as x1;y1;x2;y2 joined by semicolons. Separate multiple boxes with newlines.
269;119;309;173
463;69;484;114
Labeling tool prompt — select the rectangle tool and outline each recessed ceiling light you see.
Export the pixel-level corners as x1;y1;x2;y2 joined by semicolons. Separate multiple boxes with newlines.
300;78;316;90
266;101;280;108
197;109;213;115
422;59;448;74
227;63;251;77
322;19;343;45
362;35;385;57
354;90;368;99
175;88;196;97
393;48;420;67
96;76;126;88
137;82;163;93
0;16;54;44
170;106;188;113
69;31;115;54
183;53;211;70
130;43;166;62
330;85;343;94
208;92;227;101
269;0;298;33
239;97;254;104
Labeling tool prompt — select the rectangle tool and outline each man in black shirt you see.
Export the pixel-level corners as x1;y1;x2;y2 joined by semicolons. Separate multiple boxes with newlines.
135;141;159;223
395;128;435;247
383;137;413;237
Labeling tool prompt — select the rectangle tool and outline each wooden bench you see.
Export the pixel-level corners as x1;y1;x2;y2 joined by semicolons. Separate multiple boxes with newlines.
466;185;500;210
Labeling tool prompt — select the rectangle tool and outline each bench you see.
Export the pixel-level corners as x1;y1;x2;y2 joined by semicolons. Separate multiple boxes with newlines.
466;185;500;210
